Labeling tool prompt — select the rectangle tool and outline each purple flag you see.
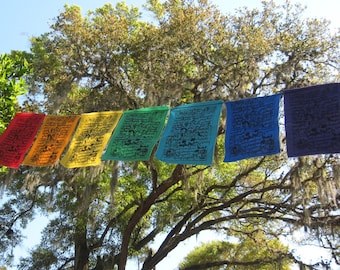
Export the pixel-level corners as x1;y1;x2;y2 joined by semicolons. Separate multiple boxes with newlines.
284;83;340;157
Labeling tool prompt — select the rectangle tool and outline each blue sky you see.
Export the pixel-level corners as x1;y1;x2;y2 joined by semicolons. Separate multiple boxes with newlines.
1;0;339;269
0;0;339;53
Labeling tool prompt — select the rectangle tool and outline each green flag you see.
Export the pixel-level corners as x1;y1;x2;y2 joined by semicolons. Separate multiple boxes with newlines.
102;106;169;161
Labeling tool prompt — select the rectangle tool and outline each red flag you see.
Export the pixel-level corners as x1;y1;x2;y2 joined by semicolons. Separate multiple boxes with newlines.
0;112;45;168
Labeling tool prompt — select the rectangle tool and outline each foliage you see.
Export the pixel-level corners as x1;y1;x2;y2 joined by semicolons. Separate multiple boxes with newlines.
0;52;31;133
0;52;31;177
0;1;339;270
179;233;292;270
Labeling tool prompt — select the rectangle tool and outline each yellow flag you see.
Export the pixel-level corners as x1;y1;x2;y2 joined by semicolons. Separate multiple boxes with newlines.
23;115;80;166
60;111;122;168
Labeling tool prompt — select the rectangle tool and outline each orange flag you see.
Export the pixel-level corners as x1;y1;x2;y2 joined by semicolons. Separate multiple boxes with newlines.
22;115;80;166
60;111;122;168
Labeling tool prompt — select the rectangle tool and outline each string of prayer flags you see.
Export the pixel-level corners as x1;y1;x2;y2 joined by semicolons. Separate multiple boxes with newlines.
22;115;80;166
224;94;281;162
102;106;169;161
60;111;122;168
0;83;338;169
155;100;223;165
284;83;340;157
0;112;45;168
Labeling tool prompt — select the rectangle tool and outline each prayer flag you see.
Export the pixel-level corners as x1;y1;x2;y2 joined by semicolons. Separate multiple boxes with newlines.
224;94;281;162
284;83;340;157
0;112;45;168
102;106;169;161
22;115;80;166
155;100;223;165
60;111;122;168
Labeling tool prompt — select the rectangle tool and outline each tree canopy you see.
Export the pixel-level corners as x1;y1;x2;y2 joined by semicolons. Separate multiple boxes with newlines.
179;232;292;270
0;0;339;270
0;52;30;133
0;51;31;178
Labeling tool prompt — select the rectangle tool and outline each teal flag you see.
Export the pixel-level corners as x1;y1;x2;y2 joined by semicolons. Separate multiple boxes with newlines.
155;100;223;165
102;106;169;161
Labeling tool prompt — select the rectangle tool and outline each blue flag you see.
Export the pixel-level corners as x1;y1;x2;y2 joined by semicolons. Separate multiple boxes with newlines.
224;94;281;162
284;83;340;157
156;100;223;165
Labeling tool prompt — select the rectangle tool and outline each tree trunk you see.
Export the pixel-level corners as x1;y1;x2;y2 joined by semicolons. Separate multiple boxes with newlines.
75;228;90;270
74;188;90;270
118;165;184;270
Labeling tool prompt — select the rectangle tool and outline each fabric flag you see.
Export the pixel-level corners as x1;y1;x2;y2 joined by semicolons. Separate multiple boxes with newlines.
22;115;80;166
284;83;340;157
60;111;122;168
155;100;223;165
0;112;45;168
224;94;281;162
102;106;169;161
